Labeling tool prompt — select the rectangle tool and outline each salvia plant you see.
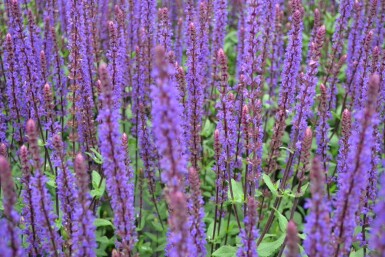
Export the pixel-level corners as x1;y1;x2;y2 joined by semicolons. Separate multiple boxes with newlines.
1;0;385;257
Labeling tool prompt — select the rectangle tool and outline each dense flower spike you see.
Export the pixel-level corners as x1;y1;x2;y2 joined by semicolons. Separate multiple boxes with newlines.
266;0;304;173
0;156;24;257
211;0;228;90
166;191;196;256
8;0;44;124
26;120;63;257
315;84;331;171
98;64;136;254
73;153;97;257
278;0;304;108
286;221;300;257
337;109;352;178
188;168;207;256
324;0;353;104
370;174;385;254
240;0;264;96
151;45;187;191
3;33;25;143
291;25;325;150
52;134;78;255
304;158;331;257
268;4;284;97
19;145;39;255
237;197;258;257
186;22;203;169
157;7;173;52
331;74;379;257
140;0;157;104
151;45;195;256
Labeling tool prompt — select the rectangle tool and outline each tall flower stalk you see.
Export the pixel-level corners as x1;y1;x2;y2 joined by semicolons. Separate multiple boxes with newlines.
151;45;195;256
98;64;136;255
26;120;63;257
331;74;379;257
0;156;24;257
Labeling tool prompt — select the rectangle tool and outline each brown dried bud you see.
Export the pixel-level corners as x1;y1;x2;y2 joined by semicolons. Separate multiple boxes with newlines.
0;143;7;157
286;220;299;257
367;73;380;107
341;109;352;139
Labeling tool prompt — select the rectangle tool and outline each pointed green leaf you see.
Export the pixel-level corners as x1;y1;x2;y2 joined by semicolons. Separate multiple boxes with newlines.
212;246;237;257
257;234;286;257
262;173;278;196
273;207;288;232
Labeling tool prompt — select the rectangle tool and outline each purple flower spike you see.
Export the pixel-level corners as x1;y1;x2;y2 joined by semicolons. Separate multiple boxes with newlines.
73;153;97;257
3;33;25;143
26;120;63;257
370;173;385;254
331;74;380;257
188;168;207;256
186;22;203;169
157;7;173;52
0;156;24;257
337;109;352;179
279;0;304;109
237;197;258;257
291;25;325;150
98;64;136;255
166;190;196;257
304;158;331;257
151;46;195;256
19;145;40;256
52;134;78;255
286;221;299;257
151;45;187;190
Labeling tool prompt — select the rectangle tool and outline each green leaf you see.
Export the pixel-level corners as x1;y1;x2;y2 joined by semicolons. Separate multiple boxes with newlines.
94;218;114;228
91;171;106;198
257;234;286;257
262;173;278;196
282;189;296;198
155;242;167;252
201;119;214;137
138;242;153;254
279;146;294;154
85;148;103;164
90;148;103;160
96;248;108;257
96;236;113;245
152;221;164;232
349;249;364;257
92;170;101;188
298;233;306;240
297;182;309;197
212;245;237;257
207;220;227;242
273;207;288;232
143;232;159;242
227;179;244;203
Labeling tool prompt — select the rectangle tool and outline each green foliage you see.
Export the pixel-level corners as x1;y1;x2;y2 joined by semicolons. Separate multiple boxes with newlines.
91;170;106;199
212;245;237;257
